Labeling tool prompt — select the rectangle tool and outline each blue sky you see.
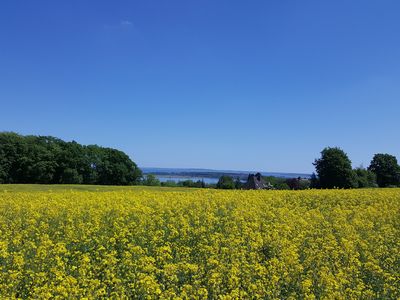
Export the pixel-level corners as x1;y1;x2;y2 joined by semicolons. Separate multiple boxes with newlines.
1;1;399;173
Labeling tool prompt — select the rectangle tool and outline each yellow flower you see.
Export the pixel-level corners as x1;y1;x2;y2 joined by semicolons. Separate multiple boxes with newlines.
0;188;398;298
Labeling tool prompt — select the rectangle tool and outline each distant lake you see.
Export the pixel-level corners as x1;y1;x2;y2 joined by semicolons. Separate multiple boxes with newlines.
142;167;311;183
156;176;219;184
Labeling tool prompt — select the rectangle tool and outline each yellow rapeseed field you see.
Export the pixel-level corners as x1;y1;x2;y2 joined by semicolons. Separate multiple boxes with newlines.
0;188;399;299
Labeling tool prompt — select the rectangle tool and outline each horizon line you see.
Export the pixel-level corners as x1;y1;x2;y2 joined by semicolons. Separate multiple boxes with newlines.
140;166;312;175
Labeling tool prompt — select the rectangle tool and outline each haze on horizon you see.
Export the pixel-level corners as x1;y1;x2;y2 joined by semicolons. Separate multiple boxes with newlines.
1;1;399;174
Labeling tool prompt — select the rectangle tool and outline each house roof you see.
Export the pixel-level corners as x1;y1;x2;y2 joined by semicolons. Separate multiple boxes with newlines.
244;173;267;190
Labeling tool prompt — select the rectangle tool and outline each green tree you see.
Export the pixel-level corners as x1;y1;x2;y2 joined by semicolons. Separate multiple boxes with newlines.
54;140;87;184
313;147;357;189
354;167;377;188
264;176;289;190
286;178;300;190
368;154;400;187
0;132;24;183
309;173;320;189
142;174;161;186
60;168;83;184
81;145;142;185
161;180;178;187
216;175;235;189
0;132;142;185
234;177;242;189
285;177;310;190
94;148;142;185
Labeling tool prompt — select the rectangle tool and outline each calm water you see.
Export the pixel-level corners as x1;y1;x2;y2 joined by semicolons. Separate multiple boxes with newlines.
143;167;311;184
156;176;219;184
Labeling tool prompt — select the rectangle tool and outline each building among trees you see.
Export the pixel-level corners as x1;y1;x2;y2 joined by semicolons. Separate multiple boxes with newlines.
243;173;272;190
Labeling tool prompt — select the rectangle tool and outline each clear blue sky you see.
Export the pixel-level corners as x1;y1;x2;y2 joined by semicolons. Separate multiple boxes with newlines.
1;1;399;173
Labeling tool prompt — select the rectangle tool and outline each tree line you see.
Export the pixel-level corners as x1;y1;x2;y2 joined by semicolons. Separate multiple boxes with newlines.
140;174;210;188
0;132;142;185
214;147;400;190
312;147;400;189
1;133;399;189
214;175;312;190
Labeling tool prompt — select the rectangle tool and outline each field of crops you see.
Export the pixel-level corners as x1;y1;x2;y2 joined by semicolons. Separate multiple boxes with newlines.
0;187;399;299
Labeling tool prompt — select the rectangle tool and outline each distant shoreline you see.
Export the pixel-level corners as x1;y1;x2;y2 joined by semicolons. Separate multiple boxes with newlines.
142;167;311;181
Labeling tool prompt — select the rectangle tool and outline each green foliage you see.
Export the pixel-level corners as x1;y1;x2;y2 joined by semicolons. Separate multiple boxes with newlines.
216;175;235;189
263;176;288;190
285;177;311;190
310;173;320;189
234;177;243;189
142;174;161;186
179;180;205;188
368;154;400;187
298;179;311;190
61;168;83;184
354;167;377;188
0;132;142;185
161;180;178;187
158;179;209;189
313;147;357;189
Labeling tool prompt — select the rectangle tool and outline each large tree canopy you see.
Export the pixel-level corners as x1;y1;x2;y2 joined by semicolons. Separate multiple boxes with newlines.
313;147;356;189
368;154;400;187
0;132;142;185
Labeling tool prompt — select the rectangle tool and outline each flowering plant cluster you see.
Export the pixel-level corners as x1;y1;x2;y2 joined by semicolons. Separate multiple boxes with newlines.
0;189;399;299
